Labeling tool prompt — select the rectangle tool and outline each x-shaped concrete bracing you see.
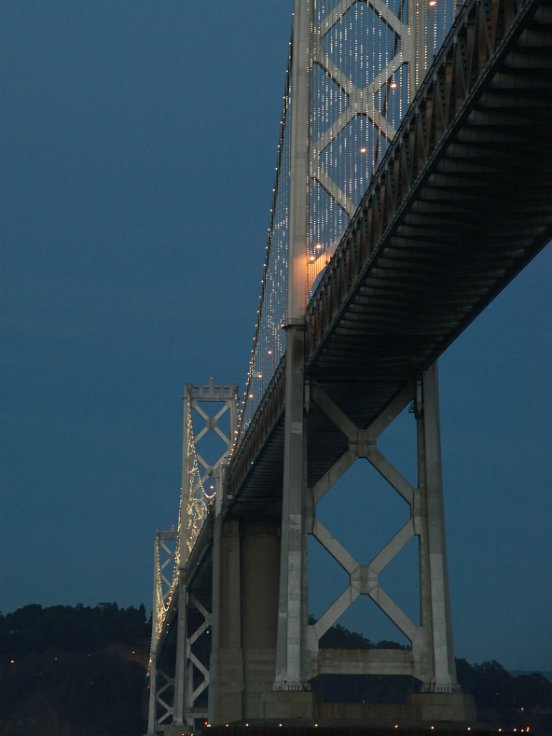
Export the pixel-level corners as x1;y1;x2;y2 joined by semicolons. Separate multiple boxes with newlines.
308;382;421;651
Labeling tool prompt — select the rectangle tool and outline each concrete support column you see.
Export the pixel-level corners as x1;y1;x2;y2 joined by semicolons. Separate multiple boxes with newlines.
241;521;281;715
209;518;284;723
209;518;244;724
417;363;458;692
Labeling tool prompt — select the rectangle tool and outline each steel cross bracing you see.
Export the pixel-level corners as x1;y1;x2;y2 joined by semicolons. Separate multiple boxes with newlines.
147;382;238;734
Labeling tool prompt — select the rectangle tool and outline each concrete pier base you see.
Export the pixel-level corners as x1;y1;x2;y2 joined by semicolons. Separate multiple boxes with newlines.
210;519;282;724
161;726;189;736
208;690;475;729
207;690;475;729
406;691;476;723
317;691;476;727
259;690;317;721
203;726;492;736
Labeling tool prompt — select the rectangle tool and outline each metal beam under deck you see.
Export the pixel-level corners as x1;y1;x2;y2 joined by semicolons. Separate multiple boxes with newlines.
225;360;286;518
227;418;285;519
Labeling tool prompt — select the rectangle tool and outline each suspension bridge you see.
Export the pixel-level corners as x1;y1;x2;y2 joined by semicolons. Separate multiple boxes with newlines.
146;0;551;732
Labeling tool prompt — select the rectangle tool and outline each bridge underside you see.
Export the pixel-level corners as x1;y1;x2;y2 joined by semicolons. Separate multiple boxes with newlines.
228;0;552;507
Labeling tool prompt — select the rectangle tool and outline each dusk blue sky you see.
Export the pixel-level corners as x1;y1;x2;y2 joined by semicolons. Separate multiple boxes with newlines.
1;1;550;674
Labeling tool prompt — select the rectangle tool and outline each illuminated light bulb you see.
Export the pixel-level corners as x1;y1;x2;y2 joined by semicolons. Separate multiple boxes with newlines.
309;255;316;263
429;0;437;5
389;81;398;89
315;242;323;250
360;147;368;154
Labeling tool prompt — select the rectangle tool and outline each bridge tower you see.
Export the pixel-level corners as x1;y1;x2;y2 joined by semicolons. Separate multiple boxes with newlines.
147;381;238;735
147;527;179;733
270;0;473;722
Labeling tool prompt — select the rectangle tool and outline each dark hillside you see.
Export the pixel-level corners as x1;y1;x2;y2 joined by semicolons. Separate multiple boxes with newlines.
1;605;550;735
0;604;149;736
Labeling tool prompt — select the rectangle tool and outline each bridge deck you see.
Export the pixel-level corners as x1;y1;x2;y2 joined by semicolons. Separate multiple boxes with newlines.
226;0;552;514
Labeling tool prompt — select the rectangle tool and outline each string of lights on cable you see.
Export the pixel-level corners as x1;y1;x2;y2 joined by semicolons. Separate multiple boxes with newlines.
235;0;455;450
